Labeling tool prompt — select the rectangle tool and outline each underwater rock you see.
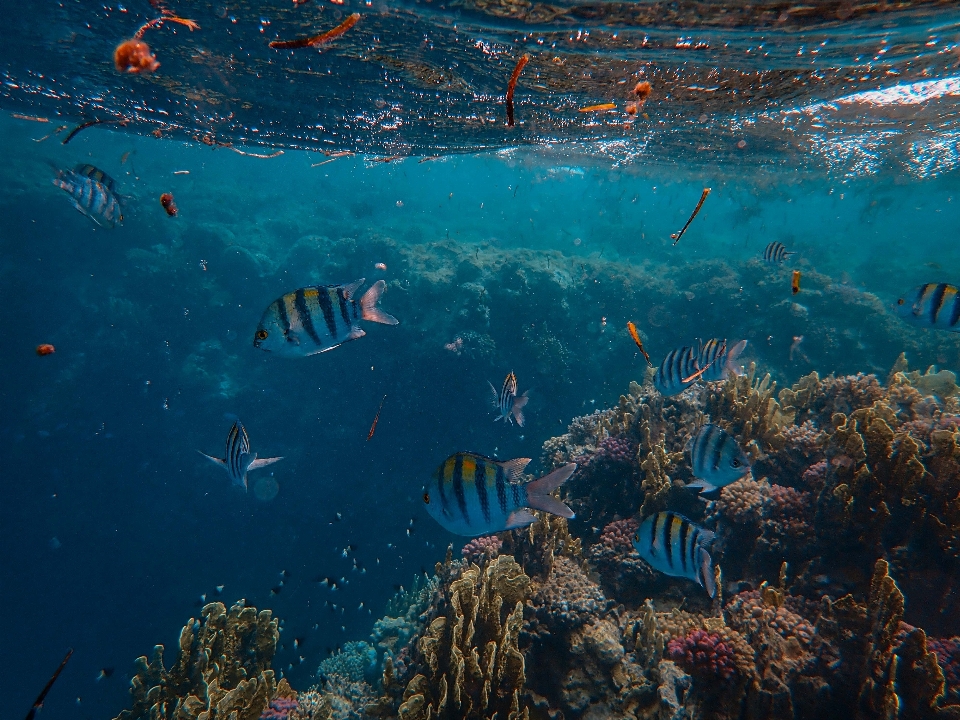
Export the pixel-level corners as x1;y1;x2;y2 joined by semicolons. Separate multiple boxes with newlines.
113;600;281;720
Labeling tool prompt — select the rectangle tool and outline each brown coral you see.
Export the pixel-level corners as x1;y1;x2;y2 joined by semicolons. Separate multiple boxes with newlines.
112;601;280;720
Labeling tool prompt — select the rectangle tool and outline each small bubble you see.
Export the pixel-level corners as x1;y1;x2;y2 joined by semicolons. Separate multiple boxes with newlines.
573;237;582;246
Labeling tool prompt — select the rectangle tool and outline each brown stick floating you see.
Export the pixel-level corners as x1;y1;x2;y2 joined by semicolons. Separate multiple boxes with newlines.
506;53;530;128
25;649;74;720
671;188;711;245
367;395;386;441
269;13;361;49
227;147;284;159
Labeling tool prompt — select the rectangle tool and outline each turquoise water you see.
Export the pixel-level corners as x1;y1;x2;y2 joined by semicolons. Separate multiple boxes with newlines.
4;3;960;717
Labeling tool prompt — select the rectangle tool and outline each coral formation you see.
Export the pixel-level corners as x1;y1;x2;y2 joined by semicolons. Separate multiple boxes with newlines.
113;600;281;720
667;629;737;680
461;535;502;563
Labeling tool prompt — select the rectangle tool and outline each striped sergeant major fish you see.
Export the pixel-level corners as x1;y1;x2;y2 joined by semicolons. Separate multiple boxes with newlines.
488;371;529;426
423;452;577;537
52;164;123;228
198;419;283;491
762;241;793;264
653;346;700;396
633;512;716;597
696;339;748;383
254;279;398;357
896;283;960;333
689;423;751;493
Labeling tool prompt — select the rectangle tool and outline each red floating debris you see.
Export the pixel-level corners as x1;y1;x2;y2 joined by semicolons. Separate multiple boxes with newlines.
36;344;56;356
160;192;178;217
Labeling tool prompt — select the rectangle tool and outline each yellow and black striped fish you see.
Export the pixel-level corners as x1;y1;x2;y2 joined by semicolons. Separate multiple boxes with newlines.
52;164;123;228
254;279;398;357
423;452;576;537
896;283;960;333
632;511;716;597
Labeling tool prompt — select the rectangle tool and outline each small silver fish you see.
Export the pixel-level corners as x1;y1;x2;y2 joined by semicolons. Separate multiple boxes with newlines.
688;423;751;493
52;164;123;228
488;371;529;426
763;241;794;264
199;419;283;491
633;511;716;597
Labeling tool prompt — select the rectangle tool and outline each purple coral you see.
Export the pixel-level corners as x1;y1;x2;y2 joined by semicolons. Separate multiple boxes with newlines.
801;461;828;492
667;629;737;680
260;697;299;720
927;636;960;700
599;518;639;551
462;535;502;562
585;435;637;468
764;484;812;520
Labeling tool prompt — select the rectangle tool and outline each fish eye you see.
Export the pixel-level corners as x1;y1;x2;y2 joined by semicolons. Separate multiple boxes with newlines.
423;492;430;504
731;458;742;468
256;329;268;340
897;298;904;306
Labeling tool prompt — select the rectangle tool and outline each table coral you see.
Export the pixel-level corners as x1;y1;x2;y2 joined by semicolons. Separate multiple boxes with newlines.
112;601;281;720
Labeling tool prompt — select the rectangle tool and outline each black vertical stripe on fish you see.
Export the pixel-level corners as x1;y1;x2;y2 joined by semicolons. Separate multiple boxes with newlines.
950;293;960;328
678;517;690;573
496;469;508;516
452;454;469;524
295;289;324;346
689;527;701;574
662;512;673;567
511;482;521;508
649;511;659;555
711;427;725;473
475;457;490;523
931;284;949;325
337;289;351;327
437;461;449;514
316;287;339;337
275;299;291;341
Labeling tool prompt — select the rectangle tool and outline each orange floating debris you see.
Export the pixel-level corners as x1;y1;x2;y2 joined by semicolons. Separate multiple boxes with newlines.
634;81;652;103
506;54;530;128
11;113;49;122
269;13;361;49
579;103;616;112
792;270;801;295
114;39;160;73
671;188;711;246
36;344;56;356
160;192;178;216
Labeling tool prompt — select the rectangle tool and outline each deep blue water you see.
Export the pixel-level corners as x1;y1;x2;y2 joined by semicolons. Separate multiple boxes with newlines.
3;1;960;714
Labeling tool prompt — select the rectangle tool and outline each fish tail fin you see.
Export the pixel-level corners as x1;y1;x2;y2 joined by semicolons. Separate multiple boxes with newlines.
525;463;577;518
724;340;748;378
198;450;226;467
698;547;717;598
359;280;399;325
512;392;529;427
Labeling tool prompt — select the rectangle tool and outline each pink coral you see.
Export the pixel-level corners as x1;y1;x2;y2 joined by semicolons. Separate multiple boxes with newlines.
260;697;299;720
599;518;638;551
764;484;812;520
461;535;502;562
801;461;828;491
667;629;737;680
584;435;637;468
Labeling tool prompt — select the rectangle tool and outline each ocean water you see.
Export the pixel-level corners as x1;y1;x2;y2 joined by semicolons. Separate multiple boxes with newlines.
3;2;960;719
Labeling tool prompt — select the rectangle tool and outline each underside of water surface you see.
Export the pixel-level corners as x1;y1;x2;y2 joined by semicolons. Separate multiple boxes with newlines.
3;1;960;719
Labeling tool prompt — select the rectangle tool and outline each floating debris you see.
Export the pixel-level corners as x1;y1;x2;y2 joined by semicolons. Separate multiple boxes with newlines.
506;54;530;127
671;188;711;245
269;13;361;49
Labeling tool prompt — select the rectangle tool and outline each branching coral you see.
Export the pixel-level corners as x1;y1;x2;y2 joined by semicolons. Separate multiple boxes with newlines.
113;601;281;720
667;629;737;680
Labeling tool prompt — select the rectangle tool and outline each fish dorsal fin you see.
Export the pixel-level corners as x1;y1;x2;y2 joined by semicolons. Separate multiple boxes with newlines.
74;164;118;191
342;279;365;301
498;457;532;480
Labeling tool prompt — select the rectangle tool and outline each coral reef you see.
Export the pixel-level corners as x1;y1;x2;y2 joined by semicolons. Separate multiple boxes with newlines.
667;629;737;680
260;697;299;720
319;642;378;684
461;535;502;563
112;601;281;720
